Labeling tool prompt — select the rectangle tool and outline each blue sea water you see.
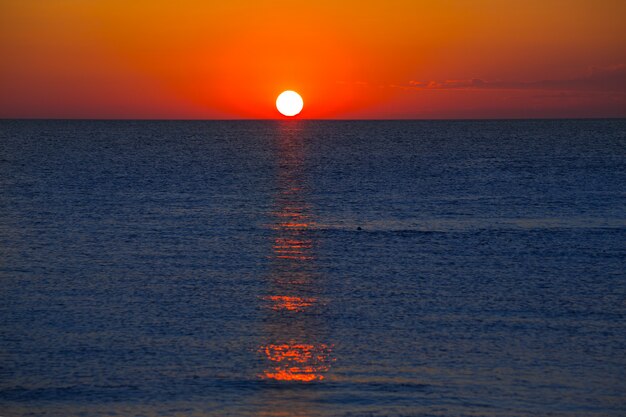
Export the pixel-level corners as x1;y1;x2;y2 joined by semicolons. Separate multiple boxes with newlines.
0;119;625;417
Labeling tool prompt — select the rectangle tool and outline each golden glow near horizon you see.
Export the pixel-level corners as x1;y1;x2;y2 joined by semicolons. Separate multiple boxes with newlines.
1;1;624;118
276;91;304;117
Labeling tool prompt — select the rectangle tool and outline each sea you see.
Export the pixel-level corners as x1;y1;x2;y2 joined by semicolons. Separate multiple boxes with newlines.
1;119;625;417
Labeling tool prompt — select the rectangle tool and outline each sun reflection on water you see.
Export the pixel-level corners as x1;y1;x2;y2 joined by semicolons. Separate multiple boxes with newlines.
261;343;333;382
262;295;316;312
259;122;333;385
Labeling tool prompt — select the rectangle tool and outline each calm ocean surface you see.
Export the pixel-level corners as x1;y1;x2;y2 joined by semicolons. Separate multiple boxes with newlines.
1;120;625;416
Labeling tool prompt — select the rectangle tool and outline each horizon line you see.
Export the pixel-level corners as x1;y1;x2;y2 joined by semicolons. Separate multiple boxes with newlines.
2;117;625;122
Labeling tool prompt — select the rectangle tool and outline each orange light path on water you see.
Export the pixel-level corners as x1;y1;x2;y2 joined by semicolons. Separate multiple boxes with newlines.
259;125;333;385
263;295;316;312
261;343;333;382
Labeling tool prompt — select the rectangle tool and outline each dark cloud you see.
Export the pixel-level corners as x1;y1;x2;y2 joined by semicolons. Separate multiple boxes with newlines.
405;64;626;92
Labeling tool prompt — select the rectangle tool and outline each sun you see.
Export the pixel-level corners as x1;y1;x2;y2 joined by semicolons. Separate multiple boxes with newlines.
276;90;303;117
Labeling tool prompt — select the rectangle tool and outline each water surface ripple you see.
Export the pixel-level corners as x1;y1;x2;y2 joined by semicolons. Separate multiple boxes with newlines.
1;120;625;416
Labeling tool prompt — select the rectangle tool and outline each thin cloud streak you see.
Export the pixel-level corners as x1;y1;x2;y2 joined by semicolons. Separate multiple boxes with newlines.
401;64;626;93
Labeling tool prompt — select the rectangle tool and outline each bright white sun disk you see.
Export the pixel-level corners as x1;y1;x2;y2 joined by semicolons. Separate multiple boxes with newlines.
276;91;303;117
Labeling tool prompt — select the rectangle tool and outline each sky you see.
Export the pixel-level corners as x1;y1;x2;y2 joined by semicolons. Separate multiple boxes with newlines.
1;0;625;119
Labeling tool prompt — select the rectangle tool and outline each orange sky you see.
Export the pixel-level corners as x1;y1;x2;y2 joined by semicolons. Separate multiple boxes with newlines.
1;0;625;119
